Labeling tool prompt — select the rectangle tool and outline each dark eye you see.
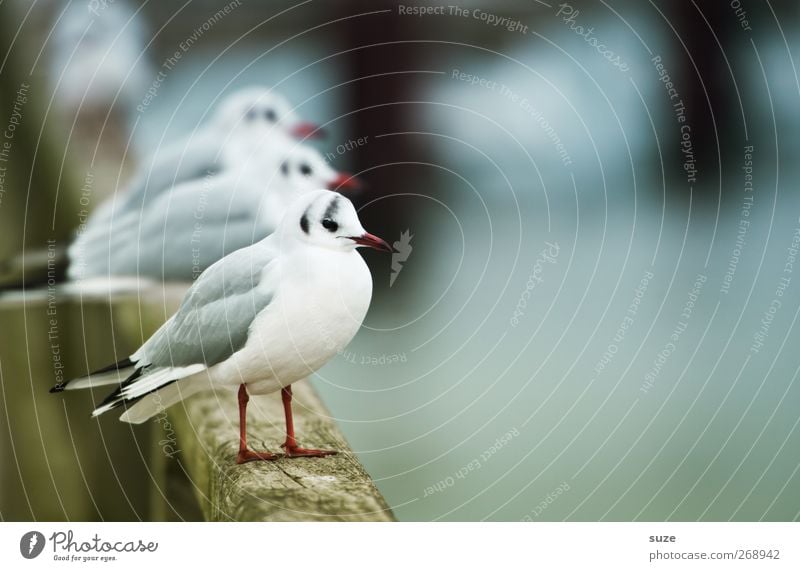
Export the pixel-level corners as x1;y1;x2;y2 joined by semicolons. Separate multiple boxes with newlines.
264;108;277;122
299;163;312;176
245;108;257;121
280;162;289;176
321;218;338;232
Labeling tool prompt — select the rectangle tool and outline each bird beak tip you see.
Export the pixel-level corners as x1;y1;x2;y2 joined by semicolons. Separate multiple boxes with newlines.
291;122;325;140
351;232;392;252
329;172;362;192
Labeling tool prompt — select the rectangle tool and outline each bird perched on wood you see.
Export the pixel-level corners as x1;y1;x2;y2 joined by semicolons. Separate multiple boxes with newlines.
70;87;324;274
68;145;362;282
119;86;324;211
52;190;391;463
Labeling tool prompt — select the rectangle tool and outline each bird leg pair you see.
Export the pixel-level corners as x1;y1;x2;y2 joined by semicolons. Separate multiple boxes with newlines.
236;384;337;464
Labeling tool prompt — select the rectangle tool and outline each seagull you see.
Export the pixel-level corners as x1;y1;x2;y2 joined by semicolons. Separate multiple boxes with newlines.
78;86;323;254
49;1;152;119
67;145;362;281
52;190;391;463
122;86;324;209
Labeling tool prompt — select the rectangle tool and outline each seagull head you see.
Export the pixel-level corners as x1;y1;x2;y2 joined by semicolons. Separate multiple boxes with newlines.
276;146;362;194
282;190;391;253
213;87;324;141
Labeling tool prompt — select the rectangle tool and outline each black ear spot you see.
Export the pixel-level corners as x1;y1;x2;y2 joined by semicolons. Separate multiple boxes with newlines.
321;218;338;232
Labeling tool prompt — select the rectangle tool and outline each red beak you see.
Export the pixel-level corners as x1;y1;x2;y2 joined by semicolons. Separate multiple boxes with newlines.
291;122;325;139
350;232;392;252
328;172;362;191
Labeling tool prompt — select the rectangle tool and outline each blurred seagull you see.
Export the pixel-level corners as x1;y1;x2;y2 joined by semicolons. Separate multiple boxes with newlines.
122;86;325;210
67;145;362;281
53;190;391;463
49;1;151;120
79;86;324;254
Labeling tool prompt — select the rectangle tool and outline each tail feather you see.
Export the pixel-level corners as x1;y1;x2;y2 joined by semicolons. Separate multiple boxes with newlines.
91;364;206;418
118;379;207;424
51;357;135;393
64;367;136;391
89;357;135;375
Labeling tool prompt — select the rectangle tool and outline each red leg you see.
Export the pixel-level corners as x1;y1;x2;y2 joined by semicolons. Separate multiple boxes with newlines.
280;386;337;458
236;384;279;464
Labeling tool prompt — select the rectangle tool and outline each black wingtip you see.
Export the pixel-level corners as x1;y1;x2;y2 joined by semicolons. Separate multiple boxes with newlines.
93;367;146;413
89;357;134;376
49;357;134;395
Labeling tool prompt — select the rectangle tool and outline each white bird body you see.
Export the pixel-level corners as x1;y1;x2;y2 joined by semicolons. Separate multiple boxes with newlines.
67;144;354;282
66;87;323;282
57;190;391;461
60;190;389;433
117;86;317;209
209;240;372;397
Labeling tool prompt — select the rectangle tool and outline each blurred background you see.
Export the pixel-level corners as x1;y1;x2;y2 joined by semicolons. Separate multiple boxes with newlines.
0;0;798;521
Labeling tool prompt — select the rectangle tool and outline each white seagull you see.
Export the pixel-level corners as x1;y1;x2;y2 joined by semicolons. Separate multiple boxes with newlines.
53;190;391;463
67;145;361;281
49;1;152;119
122;86;324;209
77;86;323;254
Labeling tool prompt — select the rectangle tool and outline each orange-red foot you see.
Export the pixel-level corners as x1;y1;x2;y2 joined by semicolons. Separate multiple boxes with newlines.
237;449;281;464
281;444;338;458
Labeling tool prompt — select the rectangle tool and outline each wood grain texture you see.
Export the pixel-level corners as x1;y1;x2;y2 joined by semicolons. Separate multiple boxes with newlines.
169;380;395;522
0;281;392;521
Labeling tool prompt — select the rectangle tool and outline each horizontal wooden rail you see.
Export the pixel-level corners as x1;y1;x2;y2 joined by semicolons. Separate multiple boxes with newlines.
0;284;394;521
167;381;395;522
131;286;395;521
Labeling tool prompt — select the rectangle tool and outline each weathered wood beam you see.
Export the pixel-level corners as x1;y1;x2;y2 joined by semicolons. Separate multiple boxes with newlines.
129;284;394;521
169;380;395;522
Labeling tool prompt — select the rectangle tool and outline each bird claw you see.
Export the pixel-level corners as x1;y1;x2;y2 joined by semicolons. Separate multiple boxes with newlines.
237;449;281;464
281;443;338;458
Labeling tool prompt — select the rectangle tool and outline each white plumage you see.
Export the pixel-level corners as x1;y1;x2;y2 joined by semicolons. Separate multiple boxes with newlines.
49;1;152;117
66;86;326;284
67;144;359;281
55;190;391;462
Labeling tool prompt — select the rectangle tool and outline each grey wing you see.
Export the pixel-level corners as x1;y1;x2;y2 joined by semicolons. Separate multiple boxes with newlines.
133;242;279;368
120;131;224;213
68;142;221;280
78;174;265;280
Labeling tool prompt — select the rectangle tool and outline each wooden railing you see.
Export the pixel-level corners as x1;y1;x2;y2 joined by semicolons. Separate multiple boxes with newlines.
163;381;394;521
0;13;393;521
0;287;394;521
